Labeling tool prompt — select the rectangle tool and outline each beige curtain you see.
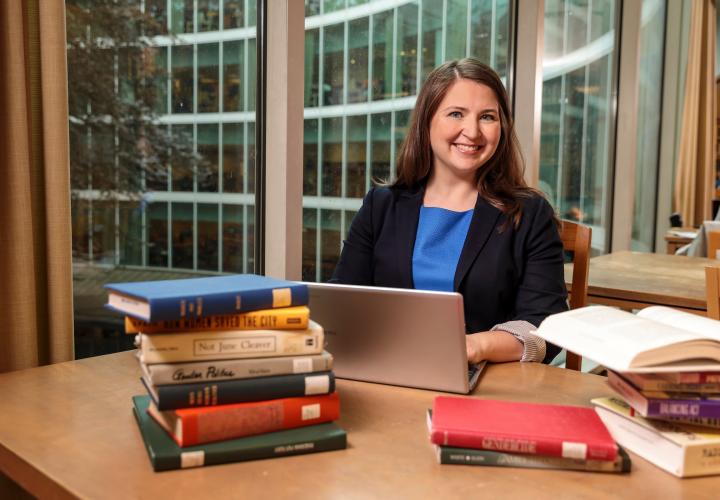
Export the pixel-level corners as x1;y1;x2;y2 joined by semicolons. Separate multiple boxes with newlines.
674;0;717;227
0;0;74;372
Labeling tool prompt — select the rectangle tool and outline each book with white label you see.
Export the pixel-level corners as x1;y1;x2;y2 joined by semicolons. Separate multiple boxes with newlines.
138;321;324;364
593;396;720;477
534;306;720;373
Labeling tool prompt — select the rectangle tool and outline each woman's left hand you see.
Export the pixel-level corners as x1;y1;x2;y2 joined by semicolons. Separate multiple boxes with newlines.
466;331;524;364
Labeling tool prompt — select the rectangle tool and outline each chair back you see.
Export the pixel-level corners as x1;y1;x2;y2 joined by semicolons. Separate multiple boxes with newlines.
559;220;592;371
706;266;720;320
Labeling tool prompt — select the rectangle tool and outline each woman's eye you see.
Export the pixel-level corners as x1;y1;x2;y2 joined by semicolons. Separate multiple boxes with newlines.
449;111;462;119
481;114;497;121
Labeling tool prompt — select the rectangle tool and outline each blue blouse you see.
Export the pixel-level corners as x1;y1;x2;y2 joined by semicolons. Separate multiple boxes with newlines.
412;206;474;292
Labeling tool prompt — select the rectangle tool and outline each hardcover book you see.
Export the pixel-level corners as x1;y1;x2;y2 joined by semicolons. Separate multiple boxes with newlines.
105;274;308;322
138;321;324;364
140;351;334;385
593;396;720;477
429;396;618;461
427;410;630;473
132;395;347;471
125;306;310;334
607;370;720;419
148;392;340;447
533;305;720;372
143;371;335;410
620;371;720;394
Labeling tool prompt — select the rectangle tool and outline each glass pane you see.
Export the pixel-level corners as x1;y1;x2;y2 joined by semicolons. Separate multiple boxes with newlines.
198;43;219;113
223;40;243;112
306;0;321;18
396;2;418;98
539;0;618;252
224;0;244;29
324;0;345;14
145;0;168;35
171;0;193;34
421;1;442;79
370;112;391;183
172;202;194;269
632;0;666;251
148;46;168;115
248;38;257;111
446;0;467;60
303;208;318;281
197;123;219;192
223;123;244;193
119;201;143;266
198;0;220;32
198;203;219;271
322;116;343;197
346;114;367;198
323;23;344;105
247;122;256;194
147;202;168;267
305;29;320;107
223;204;244;272
171;125;194;191
347;19;369;103
72;199;90;261
372;11;393;101
172;45;193;113
304;119;319;195
320;209;341;281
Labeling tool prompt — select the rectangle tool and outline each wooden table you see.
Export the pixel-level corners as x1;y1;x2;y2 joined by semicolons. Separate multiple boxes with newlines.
566;251;720;314
1;352;718;499
664;227;698;254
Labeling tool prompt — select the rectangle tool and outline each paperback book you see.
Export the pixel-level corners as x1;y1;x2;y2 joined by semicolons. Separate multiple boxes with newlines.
138;321;324;364
140;351;334;385
607;370;720;419
106;274;308;322
534;305;720;372
132;395;347;471
429;396;618;461
125;305;310;334
142;371;336;410
593;396;720;477
619;371;720;394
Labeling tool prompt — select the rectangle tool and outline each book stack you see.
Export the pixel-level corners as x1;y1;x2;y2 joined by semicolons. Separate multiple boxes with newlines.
427;396;630;473
534;305;720;477
105;274;347;471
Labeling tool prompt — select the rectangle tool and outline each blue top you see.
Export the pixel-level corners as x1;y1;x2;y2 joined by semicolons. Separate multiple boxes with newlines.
412;206;474;292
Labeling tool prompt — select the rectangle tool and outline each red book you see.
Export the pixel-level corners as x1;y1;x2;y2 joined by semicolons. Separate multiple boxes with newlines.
430;396;617;461
147;392;340;447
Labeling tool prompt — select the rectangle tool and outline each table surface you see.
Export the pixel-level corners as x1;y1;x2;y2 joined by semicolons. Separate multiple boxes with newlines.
566;251;720;312
1;351;718;499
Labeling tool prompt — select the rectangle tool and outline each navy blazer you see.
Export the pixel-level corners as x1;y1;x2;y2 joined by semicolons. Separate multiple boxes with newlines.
330;185;568;363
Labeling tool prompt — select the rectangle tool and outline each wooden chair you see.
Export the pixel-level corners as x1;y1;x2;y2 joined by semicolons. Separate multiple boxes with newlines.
559;220;592;371
707;231;720;259
706;266;720;320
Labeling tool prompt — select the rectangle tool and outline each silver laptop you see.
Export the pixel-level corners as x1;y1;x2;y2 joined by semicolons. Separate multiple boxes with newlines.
303;282;485;393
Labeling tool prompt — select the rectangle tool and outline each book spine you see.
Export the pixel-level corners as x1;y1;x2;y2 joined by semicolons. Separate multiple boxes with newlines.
436;445;630;473
153;371;335;410
139;327;323;364
646;400;720;419
176;393;340;446
148;283;309;322
607;371;650;416
125;306;310;334
143;352;333;385
429;429;617;461
682;440;720;476
632;380;720;393
661;373;720;384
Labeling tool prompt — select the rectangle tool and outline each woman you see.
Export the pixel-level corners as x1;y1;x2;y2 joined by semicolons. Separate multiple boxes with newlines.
331;58;567;364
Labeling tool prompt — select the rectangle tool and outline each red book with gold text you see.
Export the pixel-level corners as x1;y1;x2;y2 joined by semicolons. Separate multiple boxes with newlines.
429;396;617;461
147;393;340;447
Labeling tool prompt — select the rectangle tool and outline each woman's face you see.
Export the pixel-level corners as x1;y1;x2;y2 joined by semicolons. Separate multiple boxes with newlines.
429;79;501;180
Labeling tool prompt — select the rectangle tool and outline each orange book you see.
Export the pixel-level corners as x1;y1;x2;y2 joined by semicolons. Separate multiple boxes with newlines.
125;305;310;334
147;393;340;447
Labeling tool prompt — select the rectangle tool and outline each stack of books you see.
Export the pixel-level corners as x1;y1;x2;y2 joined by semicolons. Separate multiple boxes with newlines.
427;396;631;473
105;274;347;471
534;304;720;477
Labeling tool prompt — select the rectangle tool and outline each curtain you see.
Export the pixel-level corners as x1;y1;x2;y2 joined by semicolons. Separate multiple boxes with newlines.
0;0;74;372
673;0;717;227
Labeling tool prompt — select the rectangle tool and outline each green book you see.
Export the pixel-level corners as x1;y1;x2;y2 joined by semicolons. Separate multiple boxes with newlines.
132;395;347;471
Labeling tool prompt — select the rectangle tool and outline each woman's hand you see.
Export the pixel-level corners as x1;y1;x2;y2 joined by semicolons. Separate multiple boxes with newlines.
466;331;524;364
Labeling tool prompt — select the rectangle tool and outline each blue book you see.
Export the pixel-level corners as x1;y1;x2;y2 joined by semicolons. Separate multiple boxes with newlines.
104;274;308;322
142;371;336;410
132;395;347;471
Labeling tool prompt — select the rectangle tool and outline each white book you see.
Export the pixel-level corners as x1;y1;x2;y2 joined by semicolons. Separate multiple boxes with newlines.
534;306;720;373
593;397;720;478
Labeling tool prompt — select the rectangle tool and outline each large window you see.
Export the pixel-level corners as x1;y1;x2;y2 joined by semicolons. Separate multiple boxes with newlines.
67;0;257;358
302;0;514;281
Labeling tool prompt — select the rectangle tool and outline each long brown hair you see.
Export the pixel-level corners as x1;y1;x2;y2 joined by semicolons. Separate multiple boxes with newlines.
394;58;541;227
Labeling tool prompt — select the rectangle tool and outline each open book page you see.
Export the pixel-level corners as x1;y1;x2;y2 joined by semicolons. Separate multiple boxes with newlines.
535;306;708;371
638;306;720;342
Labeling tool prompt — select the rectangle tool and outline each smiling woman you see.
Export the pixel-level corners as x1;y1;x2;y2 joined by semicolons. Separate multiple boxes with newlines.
330;58;568;367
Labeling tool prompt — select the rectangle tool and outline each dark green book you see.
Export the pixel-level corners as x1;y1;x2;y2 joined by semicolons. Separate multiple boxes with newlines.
132;395;347;471
427;410;630;473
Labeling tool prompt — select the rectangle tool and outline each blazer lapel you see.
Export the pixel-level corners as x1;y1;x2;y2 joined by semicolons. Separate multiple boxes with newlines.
395;186;424;288
453;196;503;291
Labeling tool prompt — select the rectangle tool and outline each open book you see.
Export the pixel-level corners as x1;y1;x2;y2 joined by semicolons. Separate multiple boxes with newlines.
534;306;720;373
